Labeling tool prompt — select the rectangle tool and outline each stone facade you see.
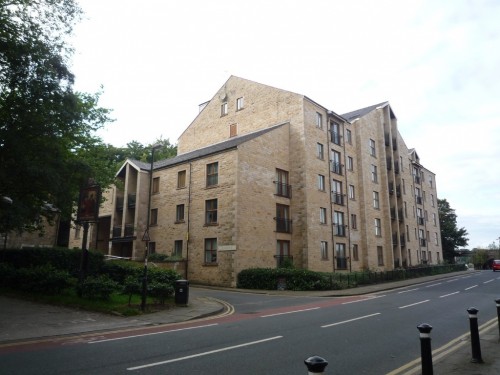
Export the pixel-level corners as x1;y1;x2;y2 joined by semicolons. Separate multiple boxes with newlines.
74;76;442;287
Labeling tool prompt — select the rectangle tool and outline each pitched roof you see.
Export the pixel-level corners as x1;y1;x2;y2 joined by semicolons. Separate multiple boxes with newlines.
127;121;290;172
341;101;389;122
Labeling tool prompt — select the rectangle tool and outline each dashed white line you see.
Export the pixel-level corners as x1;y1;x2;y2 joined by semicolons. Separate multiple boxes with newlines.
398;300;430;309
127;336;283;371
425;283;442;288
398;288;419;294
321;313;381;328
440;291;460;298
342;295;386;304
483;279;494;284
260;307;320;318
464;285;478;291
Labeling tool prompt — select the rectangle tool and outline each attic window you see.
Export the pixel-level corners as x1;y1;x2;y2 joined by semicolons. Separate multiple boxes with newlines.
236;97;244;111
221;102;228;116
230;123;237;137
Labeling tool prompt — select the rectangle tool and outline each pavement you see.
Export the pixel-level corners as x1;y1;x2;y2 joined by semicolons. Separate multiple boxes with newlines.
0;270;499;374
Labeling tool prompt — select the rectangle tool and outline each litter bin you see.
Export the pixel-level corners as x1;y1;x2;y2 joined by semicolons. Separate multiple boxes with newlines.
175;279;189;305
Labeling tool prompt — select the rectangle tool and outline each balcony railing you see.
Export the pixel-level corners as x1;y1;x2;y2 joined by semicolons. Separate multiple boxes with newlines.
394;161;400;174
275;218;292;233
332;192;344;205
400;235;406;247
418;217;425;225
386;157;392;170
336;257;348;270
414;175;421;184
112;226;121;238
392;234;398;246
116;197;124;211
127;193;136;208
420;238;427;246
124;224;134;237
333;224;346;237
330;161;343;175
330;131;341;145
416;196;422;205
274;255;293;268
274;181;292;198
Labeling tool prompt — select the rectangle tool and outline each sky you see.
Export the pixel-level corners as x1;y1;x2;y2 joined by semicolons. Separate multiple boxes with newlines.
70;0;500;249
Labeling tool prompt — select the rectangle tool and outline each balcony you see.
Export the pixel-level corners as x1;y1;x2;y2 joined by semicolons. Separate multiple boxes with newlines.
420;238;427;246
394;161;400;174
127;193;136;208
392;234;398;246
336;257;348;270
330;131;341;145
330;161;343;175
116;197;124;211
124;224;134;237
400;235;406;247
274;181;292;198
392;138;397;150
332;192;344;205
389;182;394;195
333;224;346;237
386;157;392;170
416;196;422;205
274;255;293;268
384;133;390;146
414;175;421;184
275;218;292;233
112;226;121;238
418;216;425;225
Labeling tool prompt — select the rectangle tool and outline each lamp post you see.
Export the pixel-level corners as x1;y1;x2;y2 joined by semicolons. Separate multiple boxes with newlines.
1;196;13;249
141;144;162;311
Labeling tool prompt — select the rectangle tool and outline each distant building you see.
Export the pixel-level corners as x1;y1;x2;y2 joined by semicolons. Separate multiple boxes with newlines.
70;76;442;287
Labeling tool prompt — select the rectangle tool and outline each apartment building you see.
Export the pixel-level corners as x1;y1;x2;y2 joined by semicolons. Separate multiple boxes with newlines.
74;76;442;287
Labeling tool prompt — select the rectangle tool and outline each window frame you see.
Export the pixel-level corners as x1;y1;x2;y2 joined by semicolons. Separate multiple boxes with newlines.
152;177;160;194
177;170;186;189
204;238;217;264
206;162;219;187
176;204;185;223
205;199;218;225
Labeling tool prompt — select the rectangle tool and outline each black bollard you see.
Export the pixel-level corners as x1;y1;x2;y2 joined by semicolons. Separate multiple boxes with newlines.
304;356;328;374
467;307;483;363
417;323;433;375
495;299;500;339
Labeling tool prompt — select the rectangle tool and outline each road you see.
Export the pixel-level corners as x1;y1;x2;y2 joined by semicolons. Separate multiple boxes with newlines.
1;271;499;374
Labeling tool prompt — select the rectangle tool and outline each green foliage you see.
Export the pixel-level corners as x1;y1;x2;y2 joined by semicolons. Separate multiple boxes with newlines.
0;0;113;233
237;268;337;291
122;275;142;305
147;267;181;284
100;260;142;283
148;282;174;305
78;274;119;300
17;264;75;294
438;199;469;262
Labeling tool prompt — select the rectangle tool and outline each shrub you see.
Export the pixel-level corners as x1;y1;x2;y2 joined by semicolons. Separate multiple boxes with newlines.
101;260;142;284
148;282;174;305
122;275;142;305
17;264;75;294
0;262;17;288
79;275;119;300
237;268;337;291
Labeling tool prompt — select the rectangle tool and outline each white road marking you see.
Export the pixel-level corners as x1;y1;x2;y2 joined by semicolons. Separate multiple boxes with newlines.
342;295;386;304
398;300;430;309
483;279;494;284
127;336;283;371
89;323;218;344
425;283;442;288
321;313;381;328
260;307;320;317
440;291;460;298
398;288;419;294
464;285;478;291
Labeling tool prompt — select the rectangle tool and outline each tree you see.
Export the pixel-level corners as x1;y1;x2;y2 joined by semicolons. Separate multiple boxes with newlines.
438;198;469;262
0;0;113;234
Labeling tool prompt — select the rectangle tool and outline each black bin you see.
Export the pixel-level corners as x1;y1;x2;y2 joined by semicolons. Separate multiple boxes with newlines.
175;279;189;305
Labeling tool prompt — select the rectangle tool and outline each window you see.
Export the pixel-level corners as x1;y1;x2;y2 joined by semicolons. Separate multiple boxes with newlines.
318;174;325;191
373;191;380;209
276;204;291;233
371;164;378;183
321;241;328;260
205;199;218;225
377;246;384;265
178;170;186;189
429;176;433;188
349;185;355;200
369;139;376;157
174;240;183;257
431;194;435;207
150;208;158;226
276;240;291;267
152;177;160;194
347;156;354;171
375;218;381;236
149;242;156;254
345;128;352;144
317;143;324;160
336;243;347;269
352;244;359;261
432;213;437;225
331;150;342;175
434;232;439;245
229;123;237;137
316;112;323;129
176;204;185;222
206;162;219;187
404;202;408;217
221;102;228;116
275;169;291;197
351;214;357;229
320;207;327;224
330;122;341;145
75;224;81;239
204;238;217;264
332;179;343;205
236;97;244;111
333;211;345;236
